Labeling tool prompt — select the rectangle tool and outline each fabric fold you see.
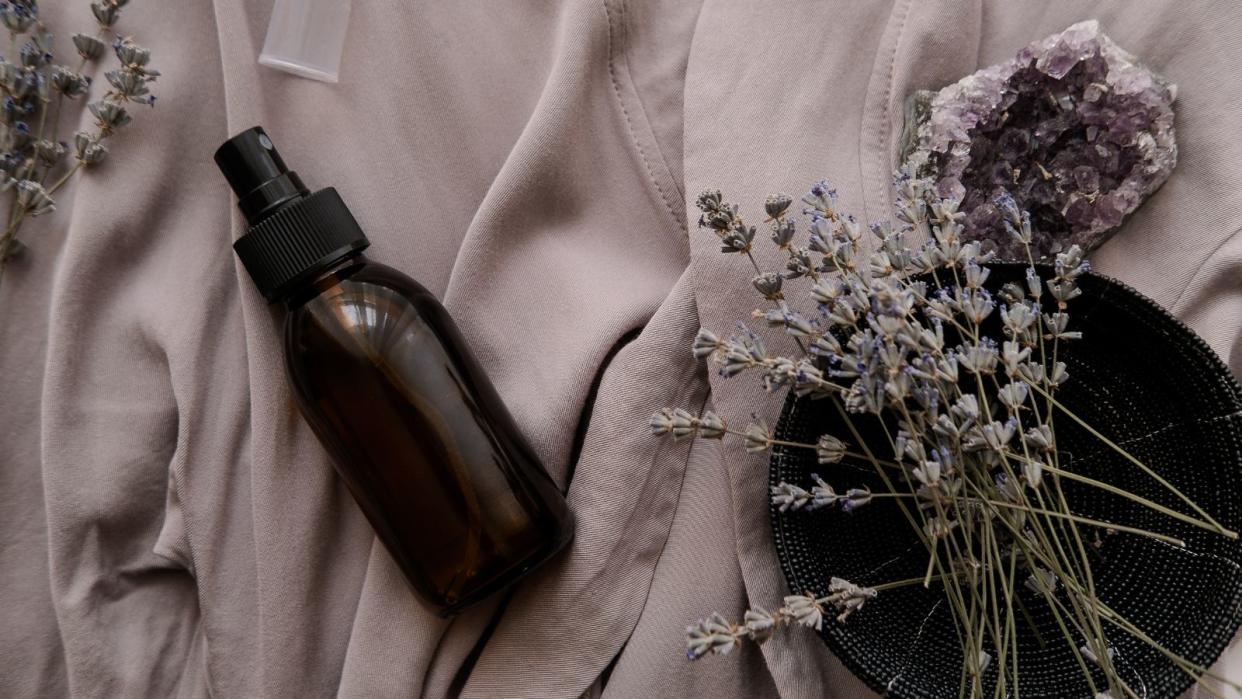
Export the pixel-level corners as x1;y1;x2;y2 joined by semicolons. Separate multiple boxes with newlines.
462;269;705;698
35;2;232;695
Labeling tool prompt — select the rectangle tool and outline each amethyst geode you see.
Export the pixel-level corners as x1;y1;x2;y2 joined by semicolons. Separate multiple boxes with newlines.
900;21;1177;259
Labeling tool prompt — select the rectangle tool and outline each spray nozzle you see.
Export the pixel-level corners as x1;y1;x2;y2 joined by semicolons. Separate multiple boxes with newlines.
213;126;310;225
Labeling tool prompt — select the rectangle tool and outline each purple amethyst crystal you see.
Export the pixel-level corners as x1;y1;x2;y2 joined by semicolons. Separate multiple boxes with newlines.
900;21;1177;259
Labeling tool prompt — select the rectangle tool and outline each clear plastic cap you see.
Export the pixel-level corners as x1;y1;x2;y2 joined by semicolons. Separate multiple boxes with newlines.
258;0;352;83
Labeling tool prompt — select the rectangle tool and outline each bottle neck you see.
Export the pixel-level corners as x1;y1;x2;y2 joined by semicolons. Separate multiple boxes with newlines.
241;171;309;225
283;251;368;310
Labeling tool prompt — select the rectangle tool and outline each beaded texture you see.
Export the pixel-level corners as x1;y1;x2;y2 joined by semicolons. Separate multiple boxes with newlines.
771;264;1242;698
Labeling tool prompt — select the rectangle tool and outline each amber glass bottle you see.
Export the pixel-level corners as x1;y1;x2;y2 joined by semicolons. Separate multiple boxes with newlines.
215;127;573;615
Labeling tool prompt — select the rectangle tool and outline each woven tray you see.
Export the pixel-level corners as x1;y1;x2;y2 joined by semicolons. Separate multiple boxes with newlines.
769;263;1242;698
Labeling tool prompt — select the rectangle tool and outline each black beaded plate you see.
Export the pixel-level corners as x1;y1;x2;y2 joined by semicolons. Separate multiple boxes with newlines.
769;264;1242;698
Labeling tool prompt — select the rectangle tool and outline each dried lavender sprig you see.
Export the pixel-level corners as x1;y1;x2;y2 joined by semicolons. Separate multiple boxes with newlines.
649;408;886;468
686;576;908;660
0;4;160;288
662;175;1234;695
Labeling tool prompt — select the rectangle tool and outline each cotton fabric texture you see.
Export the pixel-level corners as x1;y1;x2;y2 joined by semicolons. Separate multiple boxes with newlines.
3;1;1242;697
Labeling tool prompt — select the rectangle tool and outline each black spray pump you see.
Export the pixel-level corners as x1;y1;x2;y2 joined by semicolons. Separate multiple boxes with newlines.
215;127;371;303
215;127;574;615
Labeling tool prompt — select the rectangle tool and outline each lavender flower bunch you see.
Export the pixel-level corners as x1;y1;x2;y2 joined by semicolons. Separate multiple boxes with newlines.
651;173;1240;697
0;0;159;288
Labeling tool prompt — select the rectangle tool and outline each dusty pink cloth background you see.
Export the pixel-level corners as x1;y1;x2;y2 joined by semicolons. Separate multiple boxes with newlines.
3;1;1242;697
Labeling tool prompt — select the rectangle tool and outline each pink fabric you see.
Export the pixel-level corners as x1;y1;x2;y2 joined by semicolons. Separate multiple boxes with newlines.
3;1;1242;697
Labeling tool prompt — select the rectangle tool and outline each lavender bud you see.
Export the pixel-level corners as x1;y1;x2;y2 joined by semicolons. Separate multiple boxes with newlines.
648;409;675;436
751;272;783;300
51;66;92;99
698;411;726;439
998;281;1025;304
89;100;132;132
33;139;64;167
1043;311;1082;340
827;577;877;622
91;1;122;27
782;311;814;338
782;593;825;631
764;193;793;219
15;180;54;217
997;381;1029;410
668;408;697;439
816;434;846;464
73;33;107;61
1025;425;1054;451
720;224;754;253
809;475;839;508
1023;457;1045;489
770;218;796;247
743;608;778;643
114;37;152;69
0;2;36;33
706;210;733;231
19;38;52;69
963;260;990;289
1047;278;1082;304
742;422;772;453
685;613;740;660
771;482;812;512
783;246;812;279
692;327;722;359
842;487;872;511
913;460;941;487
694;189;723;213
106;69;152;103
1025;266;1042;298
755;308;785;327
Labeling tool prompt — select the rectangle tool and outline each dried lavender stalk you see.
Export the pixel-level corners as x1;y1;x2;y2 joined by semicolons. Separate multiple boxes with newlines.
0;0;160;289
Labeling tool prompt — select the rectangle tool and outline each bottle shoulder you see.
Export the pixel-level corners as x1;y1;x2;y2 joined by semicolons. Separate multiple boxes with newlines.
347;259;430;295
283;257;452;356
287;257;435;315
